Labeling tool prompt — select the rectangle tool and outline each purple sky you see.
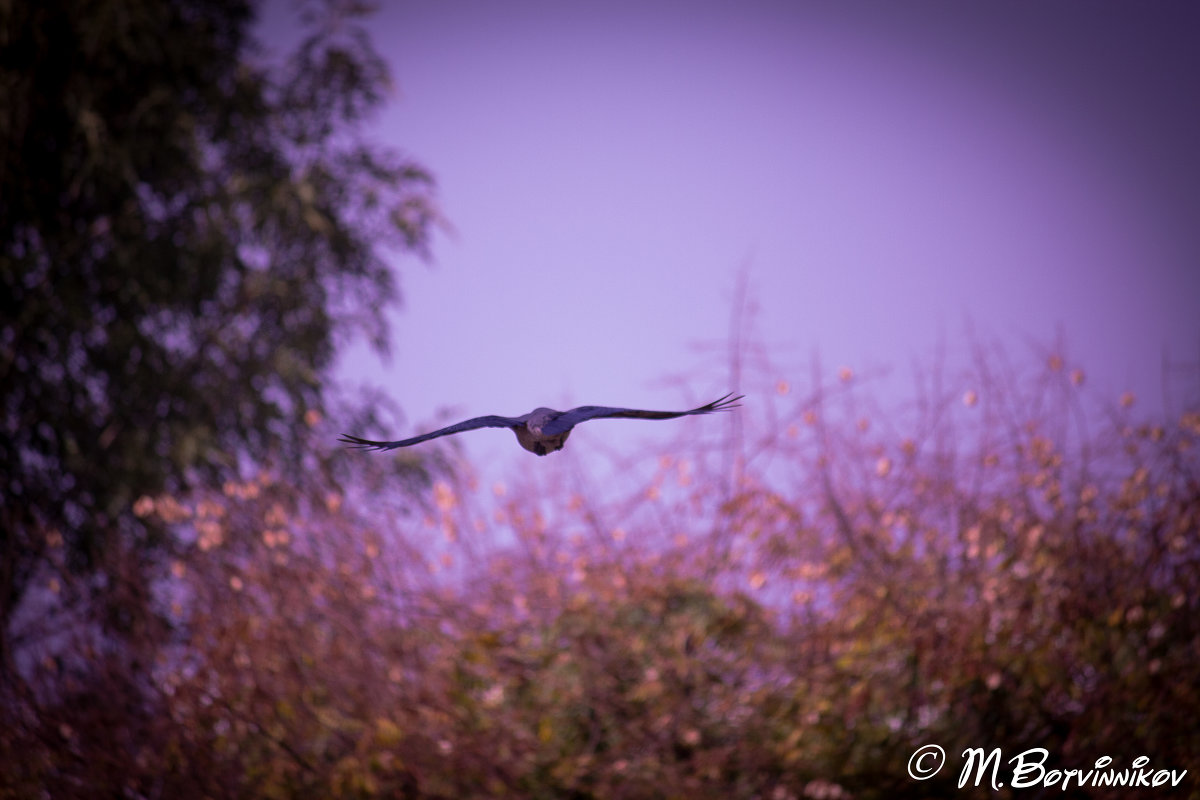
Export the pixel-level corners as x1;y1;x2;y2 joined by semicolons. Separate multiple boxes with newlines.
263;2;1200;472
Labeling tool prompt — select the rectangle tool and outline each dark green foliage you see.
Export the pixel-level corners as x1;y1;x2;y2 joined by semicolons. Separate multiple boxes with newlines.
0;0;436;660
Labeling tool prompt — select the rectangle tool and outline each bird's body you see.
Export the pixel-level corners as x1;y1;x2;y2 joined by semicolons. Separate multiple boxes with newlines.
340;393;742;456
512;408;572;456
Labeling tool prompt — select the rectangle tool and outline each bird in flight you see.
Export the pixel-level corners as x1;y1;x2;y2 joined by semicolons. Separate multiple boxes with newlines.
339;393;743;456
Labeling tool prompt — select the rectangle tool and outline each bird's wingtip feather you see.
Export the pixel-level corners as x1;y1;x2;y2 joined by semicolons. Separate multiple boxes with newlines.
338;434;382;450
711;392;744;410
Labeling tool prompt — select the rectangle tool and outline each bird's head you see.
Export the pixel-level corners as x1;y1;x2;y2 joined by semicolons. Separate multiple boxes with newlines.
525;407;560;433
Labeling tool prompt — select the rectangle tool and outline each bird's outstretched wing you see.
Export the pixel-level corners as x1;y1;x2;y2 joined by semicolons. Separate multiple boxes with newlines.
542;393;743;437
339;415;522;451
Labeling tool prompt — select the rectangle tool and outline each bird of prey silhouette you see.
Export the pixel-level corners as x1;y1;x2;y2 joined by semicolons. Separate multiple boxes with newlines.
339;393;743;457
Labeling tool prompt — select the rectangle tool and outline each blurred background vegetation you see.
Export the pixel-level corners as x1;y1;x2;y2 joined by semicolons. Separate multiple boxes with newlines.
2;1;1197;798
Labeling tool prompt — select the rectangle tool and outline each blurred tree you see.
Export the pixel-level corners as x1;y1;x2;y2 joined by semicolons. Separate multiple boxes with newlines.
0;0;437;671
3;334;1196;798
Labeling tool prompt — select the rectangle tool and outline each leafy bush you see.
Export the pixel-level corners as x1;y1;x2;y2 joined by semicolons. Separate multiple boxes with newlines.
5;343;1196;799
